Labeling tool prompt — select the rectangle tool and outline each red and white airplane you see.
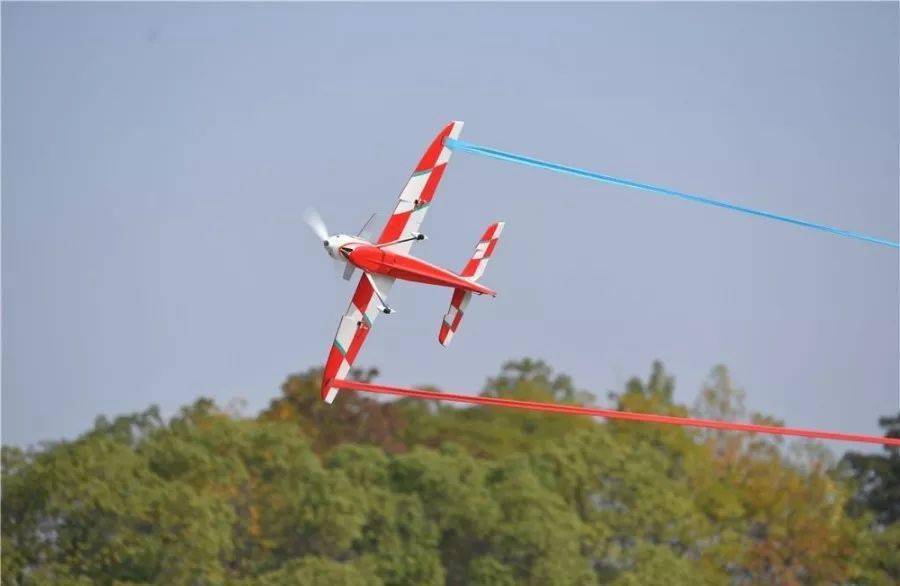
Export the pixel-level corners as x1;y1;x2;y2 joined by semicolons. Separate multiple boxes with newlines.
307;121;504;403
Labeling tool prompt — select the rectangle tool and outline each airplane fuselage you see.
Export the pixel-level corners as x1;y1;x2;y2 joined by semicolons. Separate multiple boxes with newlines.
345;244;496;296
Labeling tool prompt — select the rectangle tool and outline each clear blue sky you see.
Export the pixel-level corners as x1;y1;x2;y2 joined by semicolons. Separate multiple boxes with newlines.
3;3;897;448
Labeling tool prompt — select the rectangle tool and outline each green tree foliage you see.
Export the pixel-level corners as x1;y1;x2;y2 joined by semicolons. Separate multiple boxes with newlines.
842;413;900;525
839;413;900;583
3;360;896;584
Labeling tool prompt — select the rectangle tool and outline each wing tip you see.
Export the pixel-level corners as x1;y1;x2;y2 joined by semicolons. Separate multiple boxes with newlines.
443;121;464;145
438;323;453;347
321;377;339;403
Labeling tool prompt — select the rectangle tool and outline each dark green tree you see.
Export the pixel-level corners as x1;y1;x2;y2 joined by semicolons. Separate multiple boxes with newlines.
842;413;900;526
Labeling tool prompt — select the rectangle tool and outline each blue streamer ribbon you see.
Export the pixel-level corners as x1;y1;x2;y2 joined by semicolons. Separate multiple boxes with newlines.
445;138;898;250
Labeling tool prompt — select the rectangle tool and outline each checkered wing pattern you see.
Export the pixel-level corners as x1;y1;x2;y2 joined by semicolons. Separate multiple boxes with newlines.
321;273;394;402
438;288;472;348
439;221;505;347
460;221;504;281
376;121;464;255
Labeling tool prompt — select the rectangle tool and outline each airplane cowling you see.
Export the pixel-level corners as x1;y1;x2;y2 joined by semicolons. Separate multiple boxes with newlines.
347;245;386;273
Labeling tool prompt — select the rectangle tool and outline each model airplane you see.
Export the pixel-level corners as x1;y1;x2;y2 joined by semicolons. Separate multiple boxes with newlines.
306;121;504;403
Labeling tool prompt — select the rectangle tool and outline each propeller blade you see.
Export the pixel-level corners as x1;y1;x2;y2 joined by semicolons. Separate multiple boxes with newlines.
303;208;329;242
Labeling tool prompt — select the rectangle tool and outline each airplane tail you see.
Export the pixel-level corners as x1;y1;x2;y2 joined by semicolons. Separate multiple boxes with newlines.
439;222;504;347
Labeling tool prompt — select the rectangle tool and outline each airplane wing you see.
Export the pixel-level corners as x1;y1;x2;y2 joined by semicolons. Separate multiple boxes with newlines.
321;273;394;402
321;122;463;403
376;121;464;255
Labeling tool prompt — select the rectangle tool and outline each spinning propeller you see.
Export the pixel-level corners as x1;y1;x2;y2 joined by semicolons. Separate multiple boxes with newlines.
303;208;331;245
303;208;344;275
304;208;378;280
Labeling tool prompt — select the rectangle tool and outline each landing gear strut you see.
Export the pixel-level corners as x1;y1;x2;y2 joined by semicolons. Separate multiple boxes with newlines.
365;273;395;315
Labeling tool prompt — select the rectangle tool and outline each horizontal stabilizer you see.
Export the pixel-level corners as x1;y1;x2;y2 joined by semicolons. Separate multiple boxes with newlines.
439;288;472;347
438;221;505;347
460;221;504;281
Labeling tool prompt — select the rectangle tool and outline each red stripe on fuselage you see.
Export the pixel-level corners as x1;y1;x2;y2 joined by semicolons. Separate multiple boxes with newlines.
348;245;495;296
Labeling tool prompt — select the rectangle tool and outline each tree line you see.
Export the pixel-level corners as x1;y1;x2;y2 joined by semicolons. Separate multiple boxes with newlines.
3;359;898;584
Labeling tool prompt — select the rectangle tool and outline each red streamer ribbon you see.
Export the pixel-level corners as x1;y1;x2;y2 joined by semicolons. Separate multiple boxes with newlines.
332;379;900;447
